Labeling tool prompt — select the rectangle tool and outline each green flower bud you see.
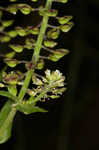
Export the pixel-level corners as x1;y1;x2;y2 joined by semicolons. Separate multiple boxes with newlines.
7;5;18;15
27;89;37;97
46;9;58;17
58;16;73;25
2;20;14;27
28;26;39;35
5;51;16;59
36;59;44;70
47;29;60;39
9;44;24;53
7;30;17;38
3;72;18;85
44;40;57;48
0;11;3;19
60;22;74;32
9;0;17;2
48;48;69;62
15;27;27;37
56;0;68;3
0;26;5;32
3;71;24;85
0;83;5;88
25;38;35;50
7;85;17;96
49;95;60;99
32;75;43;86
18;4;32;15
39;9;57;17
0;36;11;43
30;0;38;2
4;59;19;68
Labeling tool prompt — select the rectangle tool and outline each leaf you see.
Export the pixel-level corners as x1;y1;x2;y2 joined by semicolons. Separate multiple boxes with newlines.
0;91;18;101
15;103;47;115
0;101;12;144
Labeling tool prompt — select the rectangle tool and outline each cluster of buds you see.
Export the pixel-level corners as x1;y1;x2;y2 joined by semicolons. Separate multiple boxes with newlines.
0;0;73;110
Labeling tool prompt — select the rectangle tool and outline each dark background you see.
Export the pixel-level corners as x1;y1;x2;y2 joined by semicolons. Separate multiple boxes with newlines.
0;0;99;150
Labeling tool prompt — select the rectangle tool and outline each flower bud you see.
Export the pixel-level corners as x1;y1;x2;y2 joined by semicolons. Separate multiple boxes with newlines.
7;5;18;15
58;16;72;25
7;30;17;38
0;36;11;43
44;40;57;48
4;59;19;68
18;4;32;15
48;48;69;62
15;27;27;37
47;29;60;39
9;44;24;53
60;22;74;32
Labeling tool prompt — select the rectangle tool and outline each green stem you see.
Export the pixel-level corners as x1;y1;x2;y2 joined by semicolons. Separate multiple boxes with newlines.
18;69;33;102
33;0;53;63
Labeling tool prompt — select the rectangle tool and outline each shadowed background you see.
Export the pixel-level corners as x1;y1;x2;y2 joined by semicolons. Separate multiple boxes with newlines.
0;0;99;150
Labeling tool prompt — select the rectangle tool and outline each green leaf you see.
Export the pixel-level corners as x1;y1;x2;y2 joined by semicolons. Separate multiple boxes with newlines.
0;91;18;101
15;103;47;114
0;101;12;144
